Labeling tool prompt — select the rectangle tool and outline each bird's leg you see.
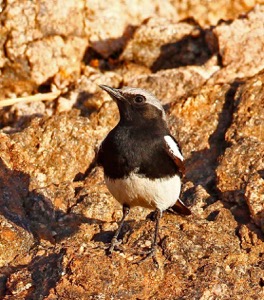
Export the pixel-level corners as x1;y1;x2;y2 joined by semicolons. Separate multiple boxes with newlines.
137;208;161;266
150;208;161;254
108;204;130;254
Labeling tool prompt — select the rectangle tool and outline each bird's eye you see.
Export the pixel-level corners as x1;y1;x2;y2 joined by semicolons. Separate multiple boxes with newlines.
134;95;146;104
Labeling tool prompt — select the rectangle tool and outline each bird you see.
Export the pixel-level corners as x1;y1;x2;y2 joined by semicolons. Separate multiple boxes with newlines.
97;85;191;263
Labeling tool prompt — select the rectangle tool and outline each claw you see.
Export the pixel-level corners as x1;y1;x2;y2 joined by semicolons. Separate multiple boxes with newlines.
133;248;159;268
107;238;123;255
107;205;130;255
132;209;161;268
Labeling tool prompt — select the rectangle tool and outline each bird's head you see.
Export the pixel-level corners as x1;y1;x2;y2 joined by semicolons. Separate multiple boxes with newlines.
99;85;166;125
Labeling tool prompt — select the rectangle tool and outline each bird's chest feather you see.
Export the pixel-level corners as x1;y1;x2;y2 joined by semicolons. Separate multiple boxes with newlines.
105;173;181;210
98;126;178;179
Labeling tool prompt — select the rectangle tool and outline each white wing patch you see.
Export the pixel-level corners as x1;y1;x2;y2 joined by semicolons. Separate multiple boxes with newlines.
164;135;184;161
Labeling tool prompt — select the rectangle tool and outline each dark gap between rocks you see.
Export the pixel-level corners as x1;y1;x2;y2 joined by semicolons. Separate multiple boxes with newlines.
151;28;216;72
185;81;255;227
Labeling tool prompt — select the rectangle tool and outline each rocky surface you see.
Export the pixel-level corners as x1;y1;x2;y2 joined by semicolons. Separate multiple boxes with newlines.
216;72;264;230
209;5;264;84
0;2;264;300
172;0;264;26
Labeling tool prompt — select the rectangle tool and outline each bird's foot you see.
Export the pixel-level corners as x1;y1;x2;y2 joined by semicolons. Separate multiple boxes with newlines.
106;237;123;255
133;247;159;268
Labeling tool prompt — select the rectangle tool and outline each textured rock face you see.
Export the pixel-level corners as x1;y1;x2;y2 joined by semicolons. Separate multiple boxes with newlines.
209;5;264;84
216;72;264;229
121;18;208;69
1;0;88;86
0;0;177;88
0;2;264;300
171;0;264;26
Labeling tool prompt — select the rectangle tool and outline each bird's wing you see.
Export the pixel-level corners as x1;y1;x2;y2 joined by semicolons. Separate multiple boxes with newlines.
164;135;191;215
164;135;185;176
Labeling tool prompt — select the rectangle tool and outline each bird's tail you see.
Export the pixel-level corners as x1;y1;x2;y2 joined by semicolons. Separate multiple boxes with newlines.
170;198;191;215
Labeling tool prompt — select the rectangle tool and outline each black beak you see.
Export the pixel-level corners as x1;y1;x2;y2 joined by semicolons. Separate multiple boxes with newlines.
99;85;126;102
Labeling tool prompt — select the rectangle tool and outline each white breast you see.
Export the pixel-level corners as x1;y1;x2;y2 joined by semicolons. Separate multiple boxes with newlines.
105;173;181;212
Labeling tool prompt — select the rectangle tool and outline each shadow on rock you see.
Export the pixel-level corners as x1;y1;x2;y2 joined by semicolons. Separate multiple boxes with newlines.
0;111;44;134
183;81;263;240
184;81;238;195
151;28;215;72
3;249;66;299
25;249;65;300
92;220;134;245
0;158;103;243
0;158;106;297
0;158;31;231
73;91;95;117
83;25;137;69
25;189;100;243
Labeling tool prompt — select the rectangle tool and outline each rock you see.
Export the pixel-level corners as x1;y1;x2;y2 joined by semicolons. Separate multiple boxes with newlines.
0;76;36;100
1;2;264;299
3;0;42;63
0;106;121;245
37;0;86;37
62;66;122;115
0;154;34;269
25;36;88;85
4;199;263;299
172;0;263;26
209;6;264;83
0;101;46;133
0;215;34;268
216;72;264;229
225;72;264;144
2;0;88;85
121;17;213;70
85;1;178;57
115;62;152;84
125;59;219;103
5;249;65;299
0;0;178;88
245;172;264;230
0;0;263;90
71;168;118;223
53;247;164;299
4;111;99;189
121;17;219;102
217;139;263;203
168;83;233;189
0;65;122;130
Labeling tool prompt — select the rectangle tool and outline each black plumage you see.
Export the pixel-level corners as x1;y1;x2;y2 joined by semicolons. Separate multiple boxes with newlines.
97;122;180;179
